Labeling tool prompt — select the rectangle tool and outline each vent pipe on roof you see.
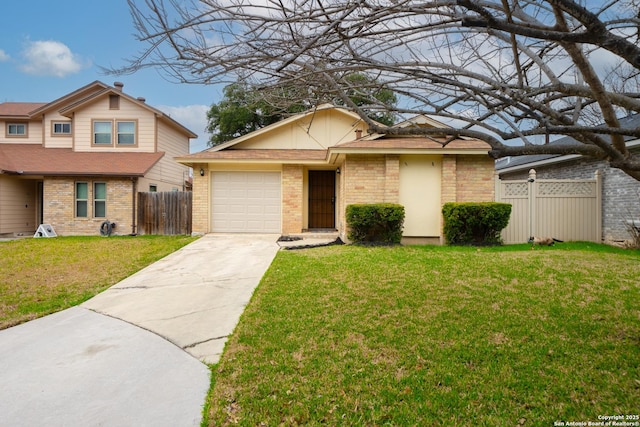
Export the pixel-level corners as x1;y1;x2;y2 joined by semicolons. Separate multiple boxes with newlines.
114;82;124;92
137;97;146;103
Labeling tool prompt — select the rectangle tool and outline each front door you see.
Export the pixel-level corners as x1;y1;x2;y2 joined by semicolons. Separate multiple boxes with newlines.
308;170;335;229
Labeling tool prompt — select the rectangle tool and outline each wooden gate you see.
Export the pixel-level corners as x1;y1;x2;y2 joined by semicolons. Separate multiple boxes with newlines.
137;192;192;235
496;169;602;244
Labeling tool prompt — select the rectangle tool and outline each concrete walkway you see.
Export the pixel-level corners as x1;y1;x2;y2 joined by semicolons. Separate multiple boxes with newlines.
0;233;281;427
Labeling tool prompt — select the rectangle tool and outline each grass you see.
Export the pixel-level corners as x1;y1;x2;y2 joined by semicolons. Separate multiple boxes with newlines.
206;242;640;426
0;235;197;329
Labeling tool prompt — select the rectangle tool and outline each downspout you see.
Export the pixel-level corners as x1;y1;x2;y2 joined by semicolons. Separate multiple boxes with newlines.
132;177;138;235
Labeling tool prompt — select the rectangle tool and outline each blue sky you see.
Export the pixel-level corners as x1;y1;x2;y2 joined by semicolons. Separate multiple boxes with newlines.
0;0;218;152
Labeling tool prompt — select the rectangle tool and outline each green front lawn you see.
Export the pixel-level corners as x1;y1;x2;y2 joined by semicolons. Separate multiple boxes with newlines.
207;243;640;425
0;235;196;329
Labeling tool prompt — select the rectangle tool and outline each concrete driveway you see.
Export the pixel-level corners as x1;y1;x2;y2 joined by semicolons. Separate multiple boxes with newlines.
0;234;281;427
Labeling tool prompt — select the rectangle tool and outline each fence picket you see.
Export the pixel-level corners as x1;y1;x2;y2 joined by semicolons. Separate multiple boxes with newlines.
137;192;192;235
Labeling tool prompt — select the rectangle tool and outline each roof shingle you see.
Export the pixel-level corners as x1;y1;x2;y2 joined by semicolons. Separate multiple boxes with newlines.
0;144;164;176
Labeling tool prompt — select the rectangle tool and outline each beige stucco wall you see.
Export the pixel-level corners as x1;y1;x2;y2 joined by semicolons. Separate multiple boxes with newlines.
43;177;136;236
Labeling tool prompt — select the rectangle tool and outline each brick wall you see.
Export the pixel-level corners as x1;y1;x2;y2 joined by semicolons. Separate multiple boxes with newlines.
441;156;457;205
282;164;304;233
455;155;495;202
343;154;398;205
384;155;400;202
43;177;135;236
191;164;209;234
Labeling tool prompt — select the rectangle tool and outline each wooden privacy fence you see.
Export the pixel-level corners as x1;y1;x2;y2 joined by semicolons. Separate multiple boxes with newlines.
496;169;602;244
138;191;192;235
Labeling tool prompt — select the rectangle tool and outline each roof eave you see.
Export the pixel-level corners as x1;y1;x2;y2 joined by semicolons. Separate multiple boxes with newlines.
328;148;491;155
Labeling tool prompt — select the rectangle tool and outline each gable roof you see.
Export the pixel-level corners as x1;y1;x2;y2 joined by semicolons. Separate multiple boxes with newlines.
0;144;164;176
56;83;197;139
176;105;490;165
208;104;364;152
28;81;111;117
1;81;197;139
0;102;48;118
496;114;640;174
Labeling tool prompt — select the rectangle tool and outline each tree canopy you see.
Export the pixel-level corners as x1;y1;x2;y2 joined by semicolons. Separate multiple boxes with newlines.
120;0;640;180
207;75;397;146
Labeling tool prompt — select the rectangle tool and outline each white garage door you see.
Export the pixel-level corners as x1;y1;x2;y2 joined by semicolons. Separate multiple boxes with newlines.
211;171;282;233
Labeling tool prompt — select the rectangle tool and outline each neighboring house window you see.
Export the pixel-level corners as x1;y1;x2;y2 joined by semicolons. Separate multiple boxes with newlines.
52;122;71;135
109;95;120;110
76;182;88;218
149;185;157;192
117;121;136;145
7;123;27;137
94;182;107;218
93;121;112;145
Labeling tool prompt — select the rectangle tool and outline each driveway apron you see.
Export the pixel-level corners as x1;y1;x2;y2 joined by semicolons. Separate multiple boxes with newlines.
83;233;281;364
0;233;280;426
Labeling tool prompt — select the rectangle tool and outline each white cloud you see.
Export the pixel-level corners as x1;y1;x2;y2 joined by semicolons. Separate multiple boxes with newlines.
157;104;210;153
20;40;85;77
0;49;10;62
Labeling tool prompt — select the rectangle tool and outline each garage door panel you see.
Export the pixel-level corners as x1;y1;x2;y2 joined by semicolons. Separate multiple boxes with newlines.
211;171;281;233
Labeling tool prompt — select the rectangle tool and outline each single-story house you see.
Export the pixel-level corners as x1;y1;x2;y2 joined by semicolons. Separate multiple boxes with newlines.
496;114;640;243
0;81;196;236
176;104;495;244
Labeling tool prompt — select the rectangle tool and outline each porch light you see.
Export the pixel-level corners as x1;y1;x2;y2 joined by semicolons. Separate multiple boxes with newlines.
200;168;205;176
336;167;340;174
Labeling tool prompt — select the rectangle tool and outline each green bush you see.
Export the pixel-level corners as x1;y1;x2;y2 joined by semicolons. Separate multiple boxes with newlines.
346;204;405;244
442;202;512;245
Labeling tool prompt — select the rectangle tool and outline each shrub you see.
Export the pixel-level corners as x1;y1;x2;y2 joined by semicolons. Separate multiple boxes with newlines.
346;204;405;244
442;202;512;245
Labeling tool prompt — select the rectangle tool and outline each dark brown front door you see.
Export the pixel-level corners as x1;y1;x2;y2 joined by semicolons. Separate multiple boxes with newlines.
308;170;335;229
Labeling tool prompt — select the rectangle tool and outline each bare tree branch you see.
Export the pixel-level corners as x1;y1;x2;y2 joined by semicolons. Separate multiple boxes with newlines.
112;0;640;180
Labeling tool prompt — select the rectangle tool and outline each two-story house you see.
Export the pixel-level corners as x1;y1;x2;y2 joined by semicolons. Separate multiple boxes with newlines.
0;81;196;236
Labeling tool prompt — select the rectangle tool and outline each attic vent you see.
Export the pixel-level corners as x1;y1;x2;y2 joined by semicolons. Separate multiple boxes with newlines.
109;94;120;110
114;81;124;91
137;97;146;103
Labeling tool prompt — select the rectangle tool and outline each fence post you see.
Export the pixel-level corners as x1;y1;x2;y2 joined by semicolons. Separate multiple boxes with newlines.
595;169;602;242
528;169;537;238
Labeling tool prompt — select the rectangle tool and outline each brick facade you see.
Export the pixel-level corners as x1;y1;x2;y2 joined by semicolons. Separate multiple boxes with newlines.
43;177;135;236
336;153;495;242
191;164;209;234
454;155;495;202
282;165;304;234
